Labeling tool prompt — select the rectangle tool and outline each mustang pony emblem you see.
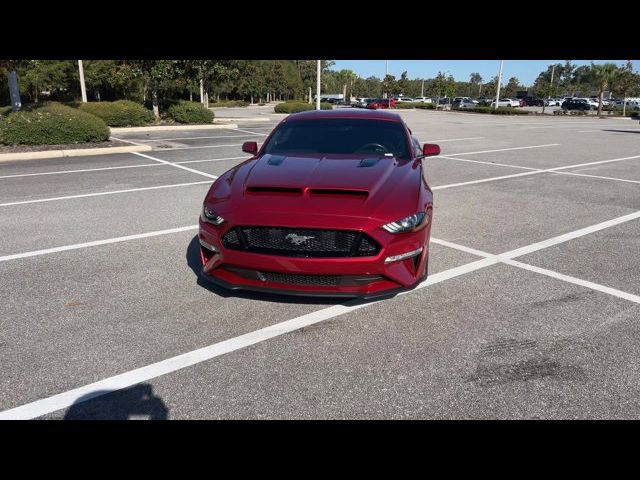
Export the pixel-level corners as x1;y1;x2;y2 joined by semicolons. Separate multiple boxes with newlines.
285;233;315;245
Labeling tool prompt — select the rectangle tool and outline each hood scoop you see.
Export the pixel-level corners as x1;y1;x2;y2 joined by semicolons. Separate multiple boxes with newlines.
246;186;302;195
308;188;368;199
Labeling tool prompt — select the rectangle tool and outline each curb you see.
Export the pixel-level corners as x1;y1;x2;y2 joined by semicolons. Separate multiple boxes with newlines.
0;144;152;163
109;123;238;134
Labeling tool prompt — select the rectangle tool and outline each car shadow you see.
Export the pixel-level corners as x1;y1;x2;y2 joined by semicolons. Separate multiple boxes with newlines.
602;129;640;134
63;384;168;420
185;235;392;306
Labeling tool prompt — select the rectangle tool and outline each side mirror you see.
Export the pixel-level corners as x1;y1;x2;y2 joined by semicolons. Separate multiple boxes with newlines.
242;141;258;155
422;143;440;157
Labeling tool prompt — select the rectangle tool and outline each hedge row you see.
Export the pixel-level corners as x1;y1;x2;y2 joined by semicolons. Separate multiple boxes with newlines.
167;101;214;124
393;102;436;110
209;100;249;107
78;100;155;127
274;102;333;113
0;103;110;145
453;106;531;115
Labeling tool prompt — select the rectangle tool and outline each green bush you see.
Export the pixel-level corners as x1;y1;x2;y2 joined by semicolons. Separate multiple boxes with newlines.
274;102;332;113
491;107;530;115
0;103;110;145
210;100;249;107
393;102;435;109
78;100;154;127
451;106;530;115
167;101;215;124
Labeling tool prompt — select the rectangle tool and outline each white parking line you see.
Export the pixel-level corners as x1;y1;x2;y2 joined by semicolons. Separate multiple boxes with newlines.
437;155;538;171
502;259;640;305
138;134;263;142
432;238;640;306
0;156;248;180
0;181;213;208
3;207;640;418
413;136;485;143
132;152;219;180
0;256;498;420
154;143;263;151
552;171;640;185
432;170;541;190
431;154;640;190
0;225;198;263
231;127;269;136
449;144;560;156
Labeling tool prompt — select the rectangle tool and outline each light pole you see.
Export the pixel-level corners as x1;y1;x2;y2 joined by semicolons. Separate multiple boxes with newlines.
316;60;321;110
386;60;389;76
78;60;87;103
421;79;424;97
494;60;504;110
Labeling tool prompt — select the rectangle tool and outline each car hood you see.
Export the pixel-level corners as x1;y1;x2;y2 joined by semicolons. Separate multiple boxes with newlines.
205;153;422;225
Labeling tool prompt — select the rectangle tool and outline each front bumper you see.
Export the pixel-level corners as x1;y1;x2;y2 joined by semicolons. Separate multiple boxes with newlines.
198;219;430;298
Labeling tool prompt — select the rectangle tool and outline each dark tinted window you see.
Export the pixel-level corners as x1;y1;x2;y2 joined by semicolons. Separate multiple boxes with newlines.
263;118;410;159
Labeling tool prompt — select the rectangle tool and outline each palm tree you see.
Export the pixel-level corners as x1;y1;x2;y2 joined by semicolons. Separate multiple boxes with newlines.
591;62;619;116
470;72;483;96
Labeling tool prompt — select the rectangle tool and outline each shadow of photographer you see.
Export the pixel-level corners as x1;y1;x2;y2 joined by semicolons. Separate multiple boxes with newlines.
63;384;168;420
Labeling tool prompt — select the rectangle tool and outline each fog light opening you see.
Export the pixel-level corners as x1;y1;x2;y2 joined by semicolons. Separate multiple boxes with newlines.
384;247;423;264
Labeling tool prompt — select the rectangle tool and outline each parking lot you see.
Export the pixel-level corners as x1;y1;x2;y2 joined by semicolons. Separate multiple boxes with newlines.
1;106;640;419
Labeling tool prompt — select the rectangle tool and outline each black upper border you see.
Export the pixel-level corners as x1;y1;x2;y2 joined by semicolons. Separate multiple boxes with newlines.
2;19;637;59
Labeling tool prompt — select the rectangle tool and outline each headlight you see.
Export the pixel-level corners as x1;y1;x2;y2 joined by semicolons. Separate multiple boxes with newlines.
201;205;225;225
382;212;426;233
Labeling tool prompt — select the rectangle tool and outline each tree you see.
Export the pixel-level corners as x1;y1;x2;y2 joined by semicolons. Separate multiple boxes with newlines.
397;71;410;95
591;62;619;115
614;61;640;116
381;74;398;98
19;60;76;103
469;72;483;96
503;76;521;98
130;60;183;118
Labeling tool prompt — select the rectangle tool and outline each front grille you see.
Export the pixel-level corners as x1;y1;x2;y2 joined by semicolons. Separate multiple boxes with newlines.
223;227;380;258
261;272;341;286
224;266;383;287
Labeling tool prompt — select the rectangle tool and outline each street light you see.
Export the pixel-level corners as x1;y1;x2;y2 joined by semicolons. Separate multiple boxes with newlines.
316;60;321;110
494;60;504;110
78;60;87;103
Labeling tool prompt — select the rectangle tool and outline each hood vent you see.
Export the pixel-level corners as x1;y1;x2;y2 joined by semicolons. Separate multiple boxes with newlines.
246;186;302;195
266;155;286;166
358;158;380;168
308;188;368;199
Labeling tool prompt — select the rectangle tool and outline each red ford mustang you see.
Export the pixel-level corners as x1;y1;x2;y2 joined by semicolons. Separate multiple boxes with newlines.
198;109;440;298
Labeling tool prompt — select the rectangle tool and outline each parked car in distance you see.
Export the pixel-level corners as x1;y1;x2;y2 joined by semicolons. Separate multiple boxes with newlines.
354;97;374;108
491;98;520;108
520;96;544;107
561;98;592;111
452;98;478;109
414;97;433;103
397;97;415;103
545;98;562;106
367;98;393;109
577;98;599;109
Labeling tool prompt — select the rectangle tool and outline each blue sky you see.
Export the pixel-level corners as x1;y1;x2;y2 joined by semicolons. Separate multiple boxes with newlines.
331;60;639;85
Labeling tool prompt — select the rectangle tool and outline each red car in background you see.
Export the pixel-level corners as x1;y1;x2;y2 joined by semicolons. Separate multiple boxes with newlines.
198;109;440;299
367;98;396;109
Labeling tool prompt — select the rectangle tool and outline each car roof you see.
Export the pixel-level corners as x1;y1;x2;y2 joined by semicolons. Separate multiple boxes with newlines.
286;109;404;122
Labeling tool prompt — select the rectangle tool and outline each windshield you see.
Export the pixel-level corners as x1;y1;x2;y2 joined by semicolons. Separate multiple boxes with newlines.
262;118;410;159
